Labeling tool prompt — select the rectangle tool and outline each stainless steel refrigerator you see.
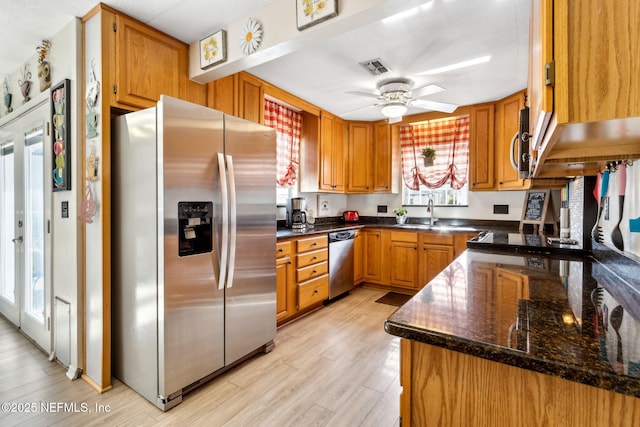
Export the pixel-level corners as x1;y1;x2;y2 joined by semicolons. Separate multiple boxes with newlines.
112;96;277;410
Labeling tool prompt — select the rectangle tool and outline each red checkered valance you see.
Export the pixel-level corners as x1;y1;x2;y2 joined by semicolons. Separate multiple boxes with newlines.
399;115;470;190
264;99;302;186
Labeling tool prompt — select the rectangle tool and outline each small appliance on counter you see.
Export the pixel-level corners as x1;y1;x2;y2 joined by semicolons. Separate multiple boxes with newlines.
286;197;307;229
343;210;359;222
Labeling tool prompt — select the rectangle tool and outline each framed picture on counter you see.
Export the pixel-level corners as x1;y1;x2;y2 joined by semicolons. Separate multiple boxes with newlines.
296;0;338;31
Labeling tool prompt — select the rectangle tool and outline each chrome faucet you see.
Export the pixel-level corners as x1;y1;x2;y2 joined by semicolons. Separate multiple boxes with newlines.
426;194;435;225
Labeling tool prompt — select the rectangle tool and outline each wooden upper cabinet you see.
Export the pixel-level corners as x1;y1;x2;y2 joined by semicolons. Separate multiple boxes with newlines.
207;74;236;115
529;0;640;176
372;121;392;193
469;103;495;191
113;14;186;109
496;91;528;190
347;122;372;193
319;112;345;192
237;72;264;123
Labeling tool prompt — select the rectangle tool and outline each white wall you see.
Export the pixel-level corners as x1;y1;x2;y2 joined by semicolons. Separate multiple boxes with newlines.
302;190;528;221
0;18;83;378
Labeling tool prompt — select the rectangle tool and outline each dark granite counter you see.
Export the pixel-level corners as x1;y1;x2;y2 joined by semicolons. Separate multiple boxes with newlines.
276;216;518;239
385;248;640;398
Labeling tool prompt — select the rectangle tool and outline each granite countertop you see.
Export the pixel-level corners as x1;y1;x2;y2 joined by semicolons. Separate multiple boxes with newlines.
385;248;640;398
276;217;512;239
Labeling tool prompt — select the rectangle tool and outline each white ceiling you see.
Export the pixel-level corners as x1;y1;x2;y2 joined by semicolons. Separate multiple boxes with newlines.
0;0;530;121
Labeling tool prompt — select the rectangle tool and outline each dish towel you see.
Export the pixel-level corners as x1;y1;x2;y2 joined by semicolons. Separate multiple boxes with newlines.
620;163;640;257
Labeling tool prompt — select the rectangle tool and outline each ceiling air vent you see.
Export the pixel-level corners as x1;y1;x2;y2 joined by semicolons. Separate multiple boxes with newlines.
359;58;391;76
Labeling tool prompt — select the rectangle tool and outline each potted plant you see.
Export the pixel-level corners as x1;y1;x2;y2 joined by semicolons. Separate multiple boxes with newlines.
421;147;436;166
393;208;408;224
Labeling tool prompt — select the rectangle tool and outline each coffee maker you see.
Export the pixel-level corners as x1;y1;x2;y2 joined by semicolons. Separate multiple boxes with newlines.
286;197;307;229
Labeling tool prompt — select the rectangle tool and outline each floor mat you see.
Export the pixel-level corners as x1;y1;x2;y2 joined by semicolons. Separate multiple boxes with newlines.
375;292;413;307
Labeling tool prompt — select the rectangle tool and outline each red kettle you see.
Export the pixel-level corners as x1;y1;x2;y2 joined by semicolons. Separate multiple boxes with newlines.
343;211;359;222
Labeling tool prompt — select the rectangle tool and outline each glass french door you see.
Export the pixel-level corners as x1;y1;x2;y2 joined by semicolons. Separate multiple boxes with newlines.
0;101;51;352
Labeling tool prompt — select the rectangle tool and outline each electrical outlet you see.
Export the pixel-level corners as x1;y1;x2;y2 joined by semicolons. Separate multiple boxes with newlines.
493;204;509;215
318;195;330;214
377;205;387;213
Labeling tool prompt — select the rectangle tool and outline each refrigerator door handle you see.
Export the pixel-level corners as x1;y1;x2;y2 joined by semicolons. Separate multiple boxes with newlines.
226;154;237;289
217;152;229;291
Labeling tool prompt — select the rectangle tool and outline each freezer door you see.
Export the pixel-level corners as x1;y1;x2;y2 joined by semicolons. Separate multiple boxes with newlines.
223;115;277;364
158;96;225;400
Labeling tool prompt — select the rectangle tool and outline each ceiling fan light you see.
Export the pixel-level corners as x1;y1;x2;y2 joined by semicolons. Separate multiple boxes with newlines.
381;102;407;118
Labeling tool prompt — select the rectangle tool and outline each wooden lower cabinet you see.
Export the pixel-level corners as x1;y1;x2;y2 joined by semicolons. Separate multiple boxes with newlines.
389;232;419;289
418;233;455;286
400;339;640;426
354;230;364;284
276;234;329;325
276;241;295;323
363;229;384;282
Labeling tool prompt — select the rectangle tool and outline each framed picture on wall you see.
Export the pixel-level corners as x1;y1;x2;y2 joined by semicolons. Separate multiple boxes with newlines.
199;30;227;69
51;79;71;191
296;0;338;31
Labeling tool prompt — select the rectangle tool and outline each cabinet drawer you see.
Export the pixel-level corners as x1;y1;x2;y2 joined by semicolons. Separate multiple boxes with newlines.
276;241;292;258
296;248;328;268
298;275;329;310
421;233;454;245
297;235;328;253
297;261;328;282
391;231;418;243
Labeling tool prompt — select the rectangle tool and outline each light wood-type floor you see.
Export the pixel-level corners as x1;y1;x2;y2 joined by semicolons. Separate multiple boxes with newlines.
0;287;401;426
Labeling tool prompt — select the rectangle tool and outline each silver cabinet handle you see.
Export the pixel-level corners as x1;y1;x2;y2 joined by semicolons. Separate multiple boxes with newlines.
12;236;23;243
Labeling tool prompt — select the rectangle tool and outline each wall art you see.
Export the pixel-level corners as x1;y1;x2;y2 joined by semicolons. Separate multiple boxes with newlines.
51;79;71;191
296;0;338;31
200;30;227;69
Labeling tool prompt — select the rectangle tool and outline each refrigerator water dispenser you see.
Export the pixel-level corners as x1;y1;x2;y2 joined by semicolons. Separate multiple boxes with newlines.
178;201;213;256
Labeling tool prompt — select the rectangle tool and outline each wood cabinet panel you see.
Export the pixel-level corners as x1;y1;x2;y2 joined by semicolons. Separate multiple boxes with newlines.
401;339;640;426
373;121;392;193
276;256;295;322
319;112;345;192
363;230;383;282
496;91;528;190
296;235;328;253
114;14;185;109
207;74;236;115
296;248;328;269
354;230;364;284
296;261;328;283
298;275;329;310
469;103;496;191
238;72;263;123
419;243;454;286
347;122;372;193
390;241;419;289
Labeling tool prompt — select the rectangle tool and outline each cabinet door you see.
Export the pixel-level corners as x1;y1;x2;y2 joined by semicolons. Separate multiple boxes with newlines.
347;122;372;193
373;122;391;193
354;230;364;284
319;113;345;192
276;256;295;323
419;244;454;285
390;241;419;289
528;0;554;150
469;104;495;191
115;14;185;109
208;74;236;115
363;230;382;282
497;91;528;190
238;72;263;123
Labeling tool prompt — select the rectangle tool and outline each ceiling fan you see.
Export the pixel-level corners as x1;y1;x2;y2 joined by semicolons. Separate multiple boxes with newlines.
346;78;458;123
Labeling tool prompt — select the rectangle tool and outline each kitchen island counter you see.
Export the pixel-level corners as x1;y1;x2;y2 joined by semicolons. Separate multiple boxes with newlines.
385;248;640;425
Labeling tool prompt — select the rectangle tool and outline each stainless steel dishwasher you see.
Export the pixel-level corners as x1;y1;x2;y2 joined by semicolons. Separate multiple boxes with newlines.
328;230;355;299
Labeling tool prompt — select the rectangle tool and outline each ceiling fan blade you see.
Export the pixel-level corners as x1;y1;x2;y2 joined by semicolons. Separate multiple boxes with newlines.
345;90;382;99
412;99;458;113
410;84;446;99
